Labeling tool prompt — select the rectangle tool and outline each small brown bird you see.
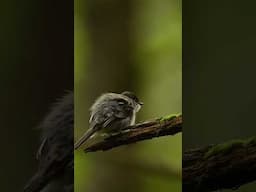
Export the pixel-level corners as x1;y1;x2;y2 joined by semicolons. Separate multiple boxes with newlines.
74;91;143;149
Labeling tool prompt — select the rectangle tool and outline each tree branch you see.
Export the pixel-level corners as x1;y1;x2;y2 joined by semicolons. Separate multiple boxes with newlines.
84;114;182;152
79;113;256;191
183;137;256;192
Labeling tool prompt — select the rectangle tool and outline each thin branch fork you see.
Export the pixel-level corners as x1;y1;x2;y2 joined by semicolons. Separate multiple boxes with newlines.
183;137;256;192
84;114;182;152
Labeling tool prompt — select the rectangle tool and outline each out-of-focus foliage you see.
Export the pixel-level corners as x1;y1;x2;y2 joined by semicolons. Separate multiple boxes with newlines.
75;0;181;191
133;0;181;164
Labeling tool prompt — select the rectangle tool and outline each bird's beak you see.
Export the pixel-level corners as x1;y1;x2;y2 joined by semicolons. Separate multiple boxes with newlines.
139;101;144;105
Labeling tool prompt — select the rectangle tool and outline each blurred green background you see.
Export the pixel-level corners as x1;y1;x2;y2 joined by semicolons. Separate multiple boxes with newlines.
75;0;181;192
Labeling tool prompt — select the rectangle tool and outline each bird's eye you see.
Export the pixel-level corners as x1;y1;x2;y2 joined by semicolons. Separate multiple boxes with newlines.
116;98;127;105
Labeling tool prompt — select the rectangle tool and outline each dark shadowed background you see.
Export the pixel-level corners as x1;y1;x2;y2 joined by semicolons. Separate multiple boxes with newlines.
0;0;73;191
183;1;256;191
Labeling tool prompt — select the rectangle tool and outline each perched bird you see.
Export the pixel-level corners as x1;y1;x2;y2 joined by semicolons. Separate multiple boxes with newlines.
74;91;143;149
24;92;74;192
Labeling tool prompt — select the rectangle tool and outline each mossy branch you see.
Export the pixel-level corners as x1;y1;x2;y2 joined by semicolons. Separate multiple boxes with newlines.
78;113;256;191
183;137;256;192
83;114;182;152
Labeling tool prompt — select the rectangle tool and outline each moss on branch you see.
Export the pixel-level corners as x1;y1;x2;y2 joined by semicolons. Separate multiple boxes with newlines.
82;114;182;152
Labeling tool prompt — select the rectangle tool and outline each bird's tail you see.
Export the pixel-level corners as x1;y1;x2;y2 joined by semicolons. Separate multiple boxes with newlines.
24;172;50;192
74;127;97;150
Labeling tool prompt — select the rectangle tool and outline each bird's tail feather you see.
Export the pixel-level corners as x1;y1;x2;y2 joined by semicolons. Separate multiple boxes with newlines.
74;127;97;149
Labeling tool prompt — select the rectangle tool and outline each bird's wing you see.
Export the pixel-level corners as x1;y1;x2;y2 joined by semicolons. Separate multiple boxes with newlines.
97;98;133;121
75;98;133;149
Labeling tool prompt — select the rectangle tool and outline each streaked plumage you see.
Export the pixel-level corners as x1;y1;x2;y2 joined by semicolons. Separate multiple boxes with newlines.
74;91;142;149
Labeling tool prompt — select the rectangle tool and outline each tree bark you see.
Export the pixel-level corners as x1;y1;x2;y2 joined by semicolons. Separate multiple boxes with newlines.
183;137;256;192
84;114;182;152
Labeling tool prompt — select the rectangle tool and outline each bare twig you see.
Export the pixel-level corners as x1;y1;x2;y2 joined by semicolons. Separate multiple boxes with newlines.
84;114;182;152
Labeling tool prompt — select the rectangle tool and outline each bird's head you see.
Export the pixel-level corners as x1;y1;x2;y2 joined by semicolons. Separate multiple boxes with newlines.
121;91;143;112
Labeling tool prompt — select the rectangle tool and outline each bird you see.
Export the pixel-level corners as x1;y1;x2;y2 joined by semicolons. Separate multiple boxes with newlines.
74;91;143;150
24;92;74;192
